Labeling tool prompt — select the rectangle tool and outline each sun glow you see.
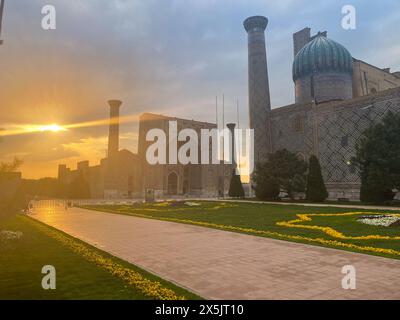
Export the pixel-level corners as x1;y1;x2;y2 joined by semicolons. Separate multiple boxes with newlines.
0;124;68;137
39;124;67;132
0;113;141;137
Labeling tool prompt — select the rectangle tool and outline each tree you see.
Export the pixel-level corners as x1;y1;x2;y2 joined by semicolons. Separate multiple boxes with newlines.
306;155;328;202
359;165;394;203
68;173;91;199
253;149;308;200
228;170;245;198
252;163;280;200
0;157;24;213
354;111;400;204
0;157;23;175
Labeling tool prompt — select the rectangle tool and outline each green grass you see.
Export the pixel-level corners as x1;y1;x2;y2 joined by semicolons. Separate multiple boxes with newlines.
83;201;400;260
0;213;201;300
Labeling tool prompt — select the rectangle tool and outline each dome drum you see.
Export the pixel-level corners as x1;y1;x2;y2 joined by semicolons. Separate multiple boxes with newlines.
293;35;354;103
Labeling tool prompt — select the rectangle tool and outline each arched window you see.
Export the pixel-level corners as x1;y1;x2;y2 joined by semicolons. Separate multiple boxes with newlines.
293;115;304;133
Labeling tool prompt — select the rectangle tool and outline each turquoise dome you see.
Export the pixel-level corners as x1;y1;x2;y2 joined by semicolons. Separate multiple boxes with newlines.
293;34;353;81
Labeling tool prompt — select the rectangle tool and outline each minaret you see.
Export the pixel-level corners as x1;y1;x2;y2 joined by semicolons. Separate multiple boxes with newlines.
227;123;237;168
107;100;122;158
244;16;272;164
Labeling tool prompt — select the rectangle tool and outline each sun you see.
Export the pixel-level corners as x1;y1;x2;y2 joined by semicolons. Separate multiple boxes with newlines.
39;124;67;133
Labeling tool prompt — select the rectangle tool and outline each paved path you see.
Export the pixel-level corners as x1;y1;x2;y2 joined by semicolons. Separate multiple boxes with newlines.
30;207;400;300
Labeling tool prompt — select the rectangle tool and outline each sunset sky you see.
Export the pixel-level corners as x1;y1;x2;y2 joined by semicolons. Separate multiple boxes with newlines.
1;0;399;179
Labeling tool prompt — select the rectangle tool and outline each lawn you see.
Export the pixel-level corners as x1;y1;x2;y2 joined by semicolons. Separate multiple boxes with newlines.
0;213;201;300
83;201;400;260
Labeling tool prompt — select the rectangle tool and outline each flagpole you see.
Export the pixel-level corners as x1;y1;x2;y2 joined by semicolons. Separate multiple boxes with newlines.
222;94;225;197
237;99;240;129
237;99;240;174
215;96;218;129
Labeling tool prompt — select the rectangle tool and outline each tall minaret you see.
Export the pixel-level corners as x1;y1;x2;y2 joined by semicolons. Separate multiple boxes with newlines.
244;16;272;164
107;100;122;158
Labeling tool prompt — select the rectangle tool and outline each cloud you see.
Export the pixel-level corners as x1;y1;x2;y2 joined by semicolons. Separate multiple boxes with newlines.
61;136;108;164
1;0;399;178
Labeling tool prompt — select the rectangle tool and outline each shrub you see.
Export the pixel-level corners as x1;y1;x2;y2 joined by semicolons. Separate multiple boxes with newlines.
306;155;328;202
228;171;245;198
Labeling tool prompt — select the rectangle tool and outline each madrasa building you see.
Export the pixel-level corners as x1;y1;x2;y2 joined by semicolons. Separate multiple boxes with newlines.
58;104;232;199
59;15;400;201
244;16;400;200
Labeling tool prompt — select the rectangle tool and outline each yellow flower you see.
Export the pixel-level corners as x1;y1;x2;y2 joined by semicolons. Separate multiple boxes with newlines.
21;215;185;300
277;212;400;240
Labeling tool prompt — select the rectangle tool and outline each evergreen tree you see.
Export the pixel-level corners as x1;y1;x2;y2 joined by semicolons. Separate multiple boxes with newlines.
306;155;328;202
359;165;395;203
354;111;400;204
228;170;245;198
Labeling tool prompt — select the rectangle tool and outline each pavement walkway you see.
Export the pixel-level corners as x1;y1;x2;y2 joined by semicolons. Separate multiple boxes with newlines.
30;207;400;300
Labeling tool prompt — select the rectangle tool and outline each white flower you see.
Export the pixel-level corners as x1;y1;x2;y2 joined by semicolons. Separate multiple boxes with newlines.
184;202;201;207
0;230;23;241
357;215;400;227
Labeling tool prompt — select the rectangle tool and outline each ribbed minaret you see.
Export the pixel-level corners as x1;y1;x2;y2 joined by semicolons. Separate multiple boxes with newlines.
244;16;272;164
107;100;122;158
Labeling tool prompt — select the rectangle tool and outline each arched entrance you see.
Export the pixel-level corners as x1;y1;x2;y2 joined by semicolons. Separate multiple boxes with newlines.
167;172;178;195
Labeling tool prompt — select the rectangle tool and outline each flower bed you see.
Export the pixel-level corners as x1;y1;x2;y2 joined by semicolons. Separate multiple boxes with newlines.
0;230;23;242
22;216;185;300
276;212;400;240
357;215;400;227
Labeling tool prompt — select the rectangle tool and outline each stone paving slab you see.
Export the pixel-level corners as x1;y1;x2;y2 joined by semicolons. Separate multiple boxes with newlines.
30;207;400;300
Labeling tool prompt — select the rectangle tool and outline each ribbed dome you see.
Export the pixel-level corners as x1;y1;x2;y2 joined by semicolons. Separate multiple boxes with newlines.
293;34;353;81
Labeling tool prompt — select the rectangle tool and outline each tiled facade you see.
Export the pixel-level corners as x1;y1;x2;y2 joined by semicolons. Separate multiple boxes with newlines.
247;17;400;201
269;87;400;200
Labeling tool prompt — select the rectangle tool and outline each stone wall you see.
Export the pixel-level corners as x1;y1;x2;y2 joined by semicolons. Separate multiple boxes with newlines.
270;103;312;158
353;59;400;97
